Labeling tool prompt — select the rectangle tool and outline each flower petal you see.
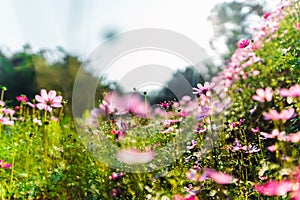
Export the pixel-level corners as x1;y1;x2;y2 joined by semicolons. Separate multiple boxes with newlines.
35;95;45;103
36;103;46;110
48;90;57;101
40;89;48;101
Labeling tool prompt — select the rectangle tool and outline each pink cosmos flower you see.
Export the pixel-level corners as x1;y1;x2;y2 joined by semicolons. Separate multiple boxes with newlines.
267;145;277;152
254;180;294;196
263;108;295;121
192;82;215;96
252;70;260;76
252;87;273;103
186;168;234;184
0;160;13;169
260;129;286;140
281;131;300;143
0;114;14;126
205;168;235;184
187;140;198;150
279;85;300;97
33;118;42;126
238;40;250;48
27;102;36;108
35;89;62;112
186;169;199;181
1;108;15;116
16;95;28;103
230;138;247;151
103;92;149;117
116;148;154;165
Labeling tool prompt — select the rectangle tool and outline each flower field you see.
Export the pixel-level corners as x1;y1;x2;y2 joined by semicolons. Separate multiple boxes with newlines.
1;0;300;199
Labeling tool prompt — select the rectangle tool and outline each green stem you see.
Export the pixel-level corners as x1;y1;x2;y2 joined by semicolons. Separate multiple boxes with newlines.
0;89;5;102
44;111;48;179
10;132;15;190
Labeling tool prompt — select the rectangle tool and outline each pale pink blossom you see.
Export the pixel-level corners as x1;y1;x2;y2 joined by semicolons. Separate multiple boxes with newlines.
35;89;62;112
285;131;300;143
192;82;215;96
205;168;235;184
252;87;273;103
33;118;42;126
267;145;277;152
260;129;286;139
0;114;14;126
186;169;199;181
252;70;260;76
186;168;234;185
1;108;15;116
103;92;149;116
116;148;154;165
263;108;295;121
279;85;300;97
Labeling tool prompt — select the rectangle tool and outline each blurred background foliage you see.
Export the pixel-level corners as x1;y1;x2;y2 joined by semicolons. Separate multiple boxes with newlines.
0;45;109;115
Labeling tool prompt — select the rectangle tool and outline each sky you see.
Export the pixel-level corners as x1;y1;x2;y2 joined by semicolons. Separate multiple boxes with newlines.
0;0;280;92
0;0;223;56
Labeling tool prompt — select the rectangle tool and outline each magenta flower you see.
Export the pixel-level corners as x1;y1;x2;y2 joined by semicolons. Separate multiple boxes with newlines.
252;87;273;103
263;12;271;19
160;101;172;110
0;160;13;169
192;82;215;96
109;172;124;180
263;108;295;121
254;180;294;196
279;85;300;97
173;194;199;200
116;148;154;165
238;40;250;48
35;89;62;112
16;95;28;103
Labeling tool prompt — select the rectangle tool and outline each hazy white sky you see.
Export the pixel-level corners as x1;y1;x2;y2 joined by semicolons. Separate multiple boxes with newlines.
0;0;225;56
0;0;280;91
